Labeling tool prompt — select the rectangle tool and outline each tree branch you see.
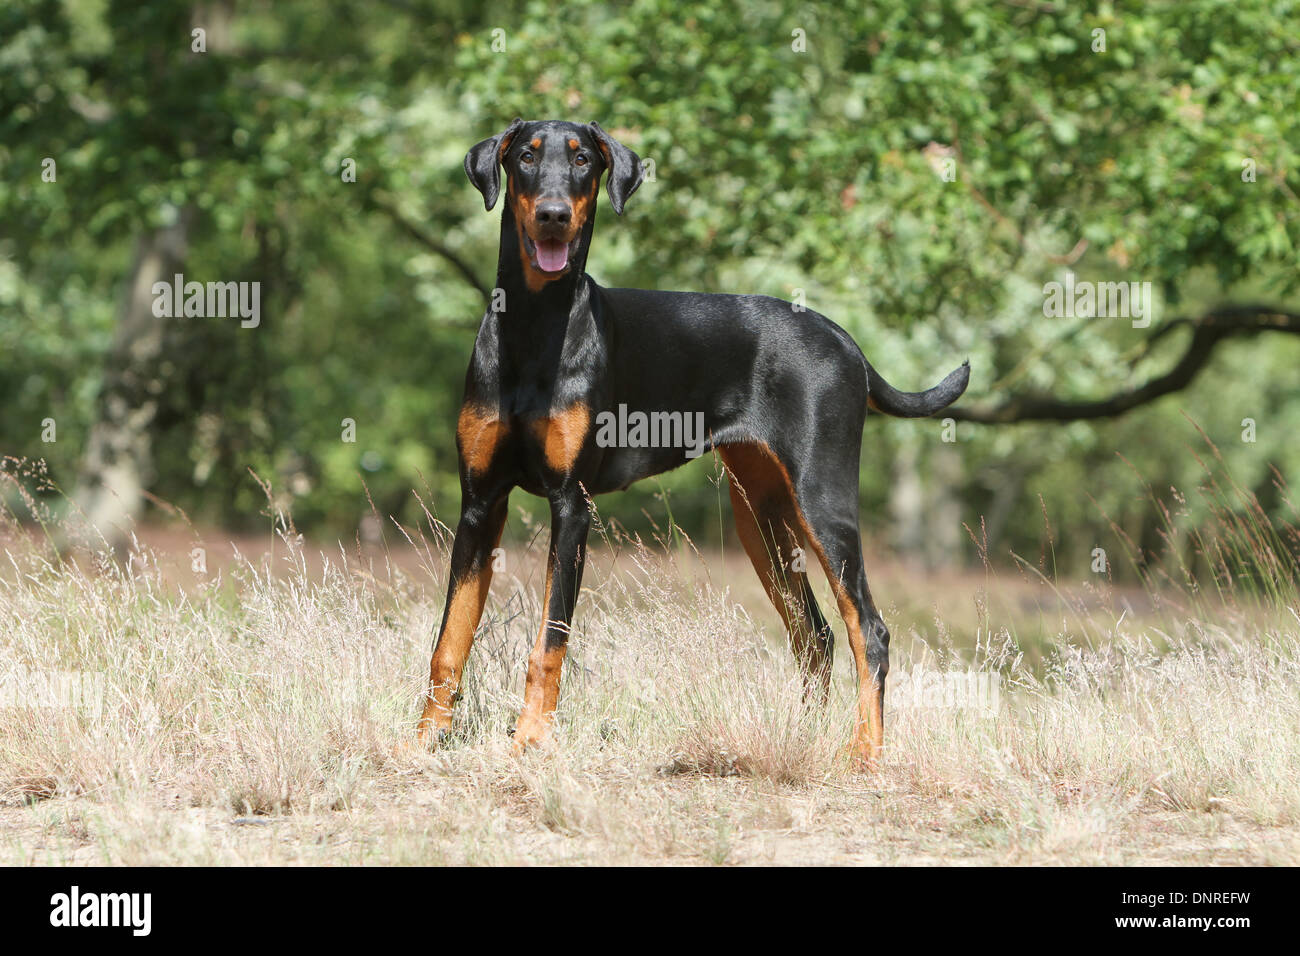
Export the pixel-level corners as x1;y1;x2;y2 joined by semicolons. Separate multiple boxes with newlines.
366;192;492;304
950;305;1300;423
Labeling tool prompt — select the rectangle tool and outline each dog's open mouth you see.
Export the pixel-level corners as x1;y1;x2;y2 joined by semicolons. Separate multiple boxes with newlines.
524;234;576;274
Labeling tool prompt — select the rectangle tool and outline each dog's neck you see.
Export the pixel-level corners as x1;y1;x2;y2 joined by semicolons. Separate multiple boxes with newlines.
489;203;599;375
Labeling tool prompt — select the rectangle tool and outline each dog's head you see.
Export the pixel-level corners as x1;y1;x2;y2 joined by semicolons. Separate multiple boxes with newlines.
465;119;643;287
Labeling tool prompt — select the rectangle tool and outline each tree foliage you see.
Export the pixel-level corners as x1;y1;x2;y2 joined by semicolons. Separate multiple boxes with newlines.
2;0;1297;575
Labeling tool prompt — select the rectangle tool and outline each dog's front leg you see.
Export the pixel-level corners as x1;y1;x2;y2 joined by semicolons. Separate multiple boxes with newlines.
513;490;591;752
416;491;509;748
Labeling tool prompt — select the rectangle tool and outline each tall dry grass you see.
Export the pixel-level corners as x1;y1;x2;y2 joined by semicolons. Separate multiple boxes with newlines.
1;449;1298;864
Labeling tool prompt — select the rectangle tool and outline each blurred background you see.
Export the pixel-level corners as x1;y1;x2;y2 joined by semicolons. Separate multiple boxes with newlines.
2;0;1298;582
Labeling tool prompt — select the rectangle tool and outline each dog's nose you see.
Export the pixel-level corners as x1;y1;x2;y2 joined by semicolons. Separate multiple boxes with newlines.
535;200;572;226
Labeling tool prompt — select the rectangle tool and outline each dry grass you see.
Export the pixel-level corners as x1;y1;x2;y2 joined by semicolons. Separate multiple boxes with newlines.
1;483;1298;865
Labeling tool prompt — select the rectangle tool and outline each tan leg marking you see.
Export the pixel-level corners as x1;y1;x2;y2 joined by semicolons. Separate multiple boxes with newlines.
416;499;507;747
513;565;564;752
825;593;882;768
418;563;496;743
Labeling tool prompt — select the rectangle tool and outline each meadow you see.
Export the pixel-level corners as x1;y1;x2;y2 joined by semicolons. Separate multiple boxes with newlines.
2;469;1297;866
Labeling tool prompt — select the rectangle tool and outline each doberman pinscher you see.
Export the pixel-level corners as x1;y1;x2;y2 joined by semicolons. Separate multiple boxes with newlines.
416;118;969;767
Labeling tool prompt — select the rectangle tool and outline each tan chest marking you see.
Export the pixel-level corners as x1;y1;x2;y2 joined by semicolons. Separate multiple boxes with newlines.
457;405;508;475
530;402;591;473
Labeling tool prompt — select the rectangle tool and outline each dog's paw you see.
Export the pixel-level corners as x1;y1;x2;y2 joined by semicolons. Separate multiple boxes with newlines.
510;714;553;755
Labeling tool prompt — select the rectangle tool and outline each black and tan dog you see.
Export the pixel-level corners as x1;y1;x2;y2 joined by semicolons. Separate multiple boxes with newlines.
416;118;969;766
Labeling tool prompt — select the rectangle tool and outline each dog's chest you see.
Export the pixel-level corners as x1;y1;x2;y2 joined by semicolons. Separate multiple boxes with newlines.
521;402;592;476
457;398;594;486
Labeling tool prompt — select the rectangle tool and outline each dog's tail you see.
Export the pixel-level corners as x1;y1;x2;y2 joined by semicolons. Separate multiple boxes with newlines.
864;357;970;418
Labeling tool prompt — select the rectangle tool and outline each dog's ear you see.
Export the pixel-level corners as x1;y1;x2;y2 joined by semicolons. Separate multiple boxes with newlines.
587;122;644;215
464;118;524;211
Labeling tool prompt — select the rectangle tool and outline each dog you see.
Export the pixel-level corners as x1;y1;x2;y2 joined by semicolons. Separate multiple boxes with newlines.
416;119;969;766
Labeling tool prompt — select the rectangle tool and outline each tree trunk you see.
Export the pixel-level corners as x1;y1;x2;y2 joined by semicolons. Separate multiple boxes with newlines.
70;211;190;556
924;443;964;569
888;436;925;559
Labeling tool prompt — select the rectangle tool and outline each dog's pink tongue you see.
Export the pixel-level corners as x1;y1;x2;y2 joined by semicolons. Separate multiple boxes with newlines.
535;239;569;272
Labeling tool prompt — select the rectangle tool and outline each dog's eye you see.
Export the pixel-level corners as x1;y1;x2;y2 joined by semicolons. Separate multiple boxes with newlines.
520;150;534;165
574;153;588;167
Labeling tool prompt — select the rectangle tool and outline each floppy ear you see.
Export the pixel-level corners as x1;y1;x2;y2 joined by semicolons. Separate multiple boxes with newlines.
587;122;644;215
464;117;524;211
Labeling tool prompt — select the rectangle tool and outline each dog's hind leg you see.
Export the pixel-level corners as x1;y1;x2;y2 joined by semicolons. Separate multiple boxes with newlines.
719;444;834;704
